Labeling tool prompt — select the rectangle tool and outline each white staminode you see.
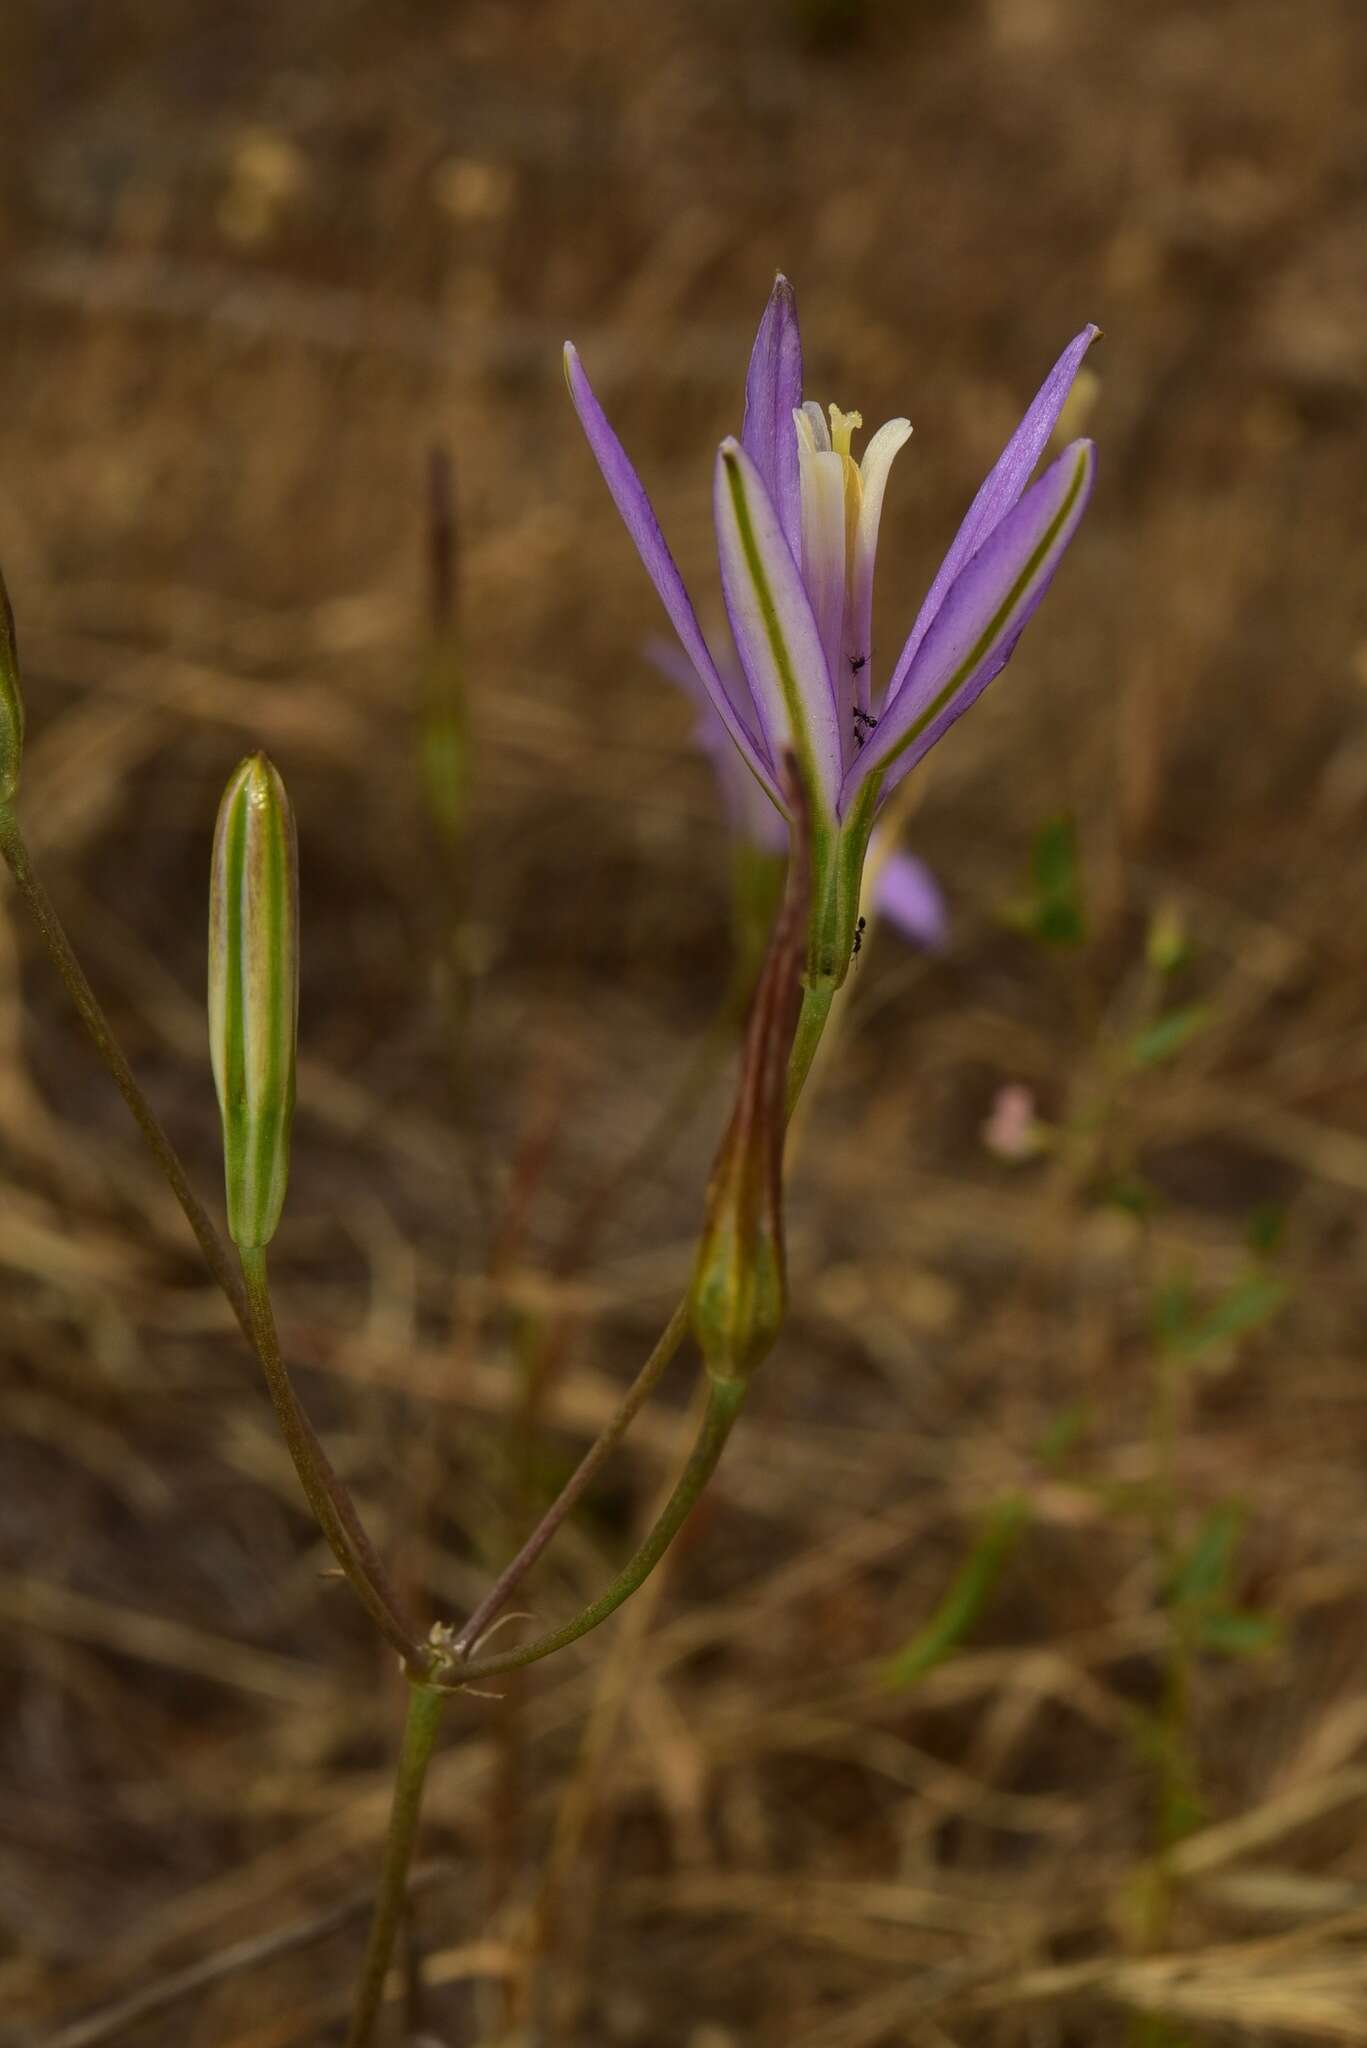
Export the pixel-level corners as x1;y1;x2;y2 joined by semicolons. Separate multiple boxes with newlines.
793;403;912;731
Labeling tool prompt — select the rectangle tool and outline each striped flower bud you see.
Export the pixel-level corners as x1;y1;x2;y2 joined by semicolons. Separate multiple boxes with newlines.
0;566;25;806
208;755;299;1249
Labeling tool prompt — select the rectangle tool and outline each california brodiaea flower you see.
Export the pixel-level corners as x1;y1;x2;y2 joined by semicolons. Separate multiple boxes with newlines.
565;278;1096;988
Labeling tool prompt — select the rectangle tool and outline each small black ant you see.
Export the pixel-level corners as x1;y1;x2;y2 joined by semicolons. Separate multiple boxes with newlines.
849;653;866;675
851;915;867;958
851;705;879;750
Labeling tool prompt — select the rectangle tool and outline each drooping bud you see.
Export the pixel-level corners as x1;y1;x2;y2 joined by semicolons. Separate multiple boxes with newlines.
0;565;25;806
690;763;809;1387
208;755;299;1249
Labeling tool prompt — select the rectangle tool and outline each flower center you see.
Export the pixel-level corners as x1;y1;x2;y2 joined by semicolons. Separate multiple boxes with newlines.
792;400;912;751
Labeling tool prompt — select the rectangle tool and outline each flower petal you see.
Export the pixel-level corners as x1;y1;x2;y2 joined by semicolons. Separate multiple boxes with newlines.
564;341;781;805
741;276;804;563
873;850;949;952
884;325;1100;703
716;438;844;819
796;443;847;695
847;439;1095;804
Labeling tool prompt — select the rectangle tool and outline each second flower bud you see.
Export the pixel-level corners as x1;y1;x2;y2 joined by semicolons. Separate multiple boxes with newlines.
208;754;299;1250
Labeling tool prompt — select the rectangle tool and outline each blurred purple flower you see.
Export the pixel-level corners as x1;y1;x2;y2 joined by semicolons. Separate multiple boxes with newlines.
873;848;948;955
565;278;1096;984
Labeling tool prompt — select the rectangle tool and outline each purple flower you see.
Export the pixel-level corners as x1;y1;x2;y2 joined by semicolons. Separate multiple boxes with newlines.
565;278;1096;985
871;848;949;956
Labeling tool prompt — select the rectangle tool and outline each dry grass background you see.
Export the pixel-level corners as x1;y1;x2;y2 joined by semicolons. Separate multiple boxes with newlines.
2;0;1367;2042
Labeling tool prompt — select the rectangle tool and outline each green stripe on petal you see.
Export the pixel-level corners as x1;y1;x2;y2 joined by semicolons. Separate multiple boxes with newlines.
849;440;1094;800
715;439;842;821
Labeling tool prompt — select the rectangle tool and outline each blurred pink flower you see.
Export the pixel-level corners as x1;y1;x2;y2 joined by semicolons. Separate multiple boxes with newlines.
982;1083;1045;1162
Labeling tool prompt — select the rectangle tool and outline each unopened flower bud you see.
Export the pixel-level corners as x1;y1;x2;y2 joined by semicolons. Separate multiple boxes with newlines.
208;755;299;1249
0;566;25;806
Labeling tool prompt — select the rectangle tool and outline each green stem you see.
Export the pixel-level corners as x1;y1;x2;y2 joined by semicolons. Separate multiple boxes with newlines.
442;1379;745;1687
238;1245;429;1673
451;1295;690;1657
345;1681;447;2048
0;804;429;1673
0;806;252;1341
451;975;834;1656
786;982;834;1117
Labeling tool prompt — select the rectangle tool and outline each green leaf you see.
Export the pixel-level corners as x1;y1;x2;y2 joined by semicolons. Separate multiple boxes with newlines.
1128;1003;1211;1068
1033;813;1078;898
1024;813;1086;947
1198;1609;1281;1657
1170;1503;1242;1610
1155;1269;1289;1362
1245;1203;1288;1257
1103;1173;1159;1218
884;1498;1030;1688
1153;1272;1196;1352
1036;1401;1090;1469
1186;1273;1289;1357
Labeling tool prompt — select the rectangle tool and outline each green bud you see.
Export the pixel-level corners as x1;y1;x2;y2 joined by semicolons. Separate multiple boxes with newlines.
0;565;25;805
208;755;299;1249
